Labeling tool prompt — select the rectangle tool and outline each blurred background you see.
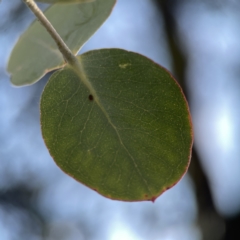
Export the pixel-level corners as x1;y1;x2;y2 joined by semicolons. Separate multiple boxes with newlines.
0;0;240;239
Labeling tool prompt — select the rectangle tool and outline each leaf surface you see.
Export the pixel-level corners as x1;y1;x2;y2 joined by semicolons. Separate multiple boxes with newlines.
40;49;193;201
36;0;93;3
7;0;115;86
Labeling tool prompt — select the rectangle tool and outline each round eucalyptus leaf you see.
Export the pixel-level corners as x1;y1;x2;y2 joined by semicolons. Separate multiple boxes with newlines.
41;49;193;201
8;0;115;86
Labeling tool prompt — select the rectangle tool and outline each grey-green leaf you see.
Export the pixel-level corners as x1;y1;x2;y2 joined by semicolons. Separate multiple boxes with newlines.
36;0;93;4
40;49;193;201
7;0;115;86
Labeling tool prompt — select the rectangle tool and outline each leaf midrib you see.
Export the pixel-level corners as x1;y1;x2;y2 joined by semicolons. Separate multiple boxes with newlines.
73;58;152;195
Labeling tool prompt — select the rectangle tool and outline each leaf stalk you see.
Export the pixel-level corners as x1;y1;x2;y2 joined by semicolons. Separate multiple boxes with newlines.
22;0;78;66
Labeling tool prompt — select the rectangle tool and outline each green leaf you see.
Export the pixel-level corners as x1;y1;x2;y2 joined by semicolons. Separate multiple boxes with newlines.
7;0;115;86
40;49;193;201
36;0;93;4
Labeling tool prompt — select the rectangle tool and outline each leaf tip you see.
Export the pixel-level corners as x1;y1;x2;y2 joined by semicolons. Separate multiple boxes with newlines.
151;196;157;203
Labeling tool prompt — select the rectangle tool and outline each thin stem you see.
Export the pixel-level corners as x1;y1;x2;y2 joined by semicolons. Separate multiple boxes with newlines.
23;0;78;66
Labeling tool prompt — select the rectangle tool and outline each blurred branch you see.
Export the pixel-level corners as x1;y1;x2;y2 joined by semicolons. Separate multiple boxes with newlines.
153;1;225;239
0;185;46;238
0;2;26;32
154;0;187;88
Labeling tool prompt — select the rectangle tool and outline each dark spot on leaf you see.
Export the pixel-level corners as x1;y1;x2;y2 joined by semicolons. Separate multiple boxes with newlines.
89;94;93;101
